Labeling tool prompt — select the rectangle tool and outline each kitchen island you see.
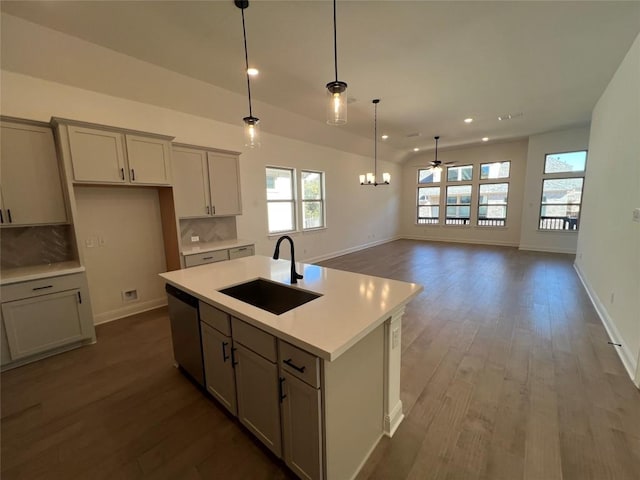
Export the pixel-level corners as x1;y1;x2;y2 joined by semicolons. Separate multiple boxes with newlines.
160;255;422;480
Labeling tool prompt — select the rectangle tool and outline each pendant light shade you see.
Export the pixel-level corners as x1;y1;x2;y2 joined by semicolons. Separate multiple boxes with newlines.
236;0;260;148
326;0;347;125
360;99;390;187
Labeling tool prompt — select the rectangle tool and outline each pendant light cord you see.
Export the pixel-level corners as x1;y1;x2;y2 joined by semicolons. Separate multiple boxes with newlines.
241;7;253;118
333;0;338;82
374;101;378;178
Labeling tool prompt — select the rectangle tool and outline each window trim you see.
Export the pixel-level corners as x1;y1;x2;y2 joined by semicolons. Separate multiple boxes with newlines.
417;185;441;225
301;169;326;231
445;183;473;226
446;164;474;182
477;182;509;227
479;160;511;180
266;166;297;235
538;150;587;232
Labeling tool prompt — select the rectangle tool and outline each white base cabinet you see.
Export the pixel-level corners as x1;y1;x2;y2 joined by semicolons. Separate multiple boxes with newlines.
201;322;237;415
1;272;96;369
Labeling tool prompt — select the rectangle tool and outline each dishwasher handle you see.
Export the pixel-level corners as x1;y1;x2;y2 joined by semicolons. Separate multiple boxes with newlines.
165;284;198;308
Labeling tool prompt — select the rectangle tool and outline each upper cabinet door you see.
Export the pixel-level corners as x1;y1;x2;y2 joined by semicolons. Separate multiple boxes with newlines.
125;134;172;185
208;152;242;216
172;147;210;218
68;126;127;183
0;121;67;225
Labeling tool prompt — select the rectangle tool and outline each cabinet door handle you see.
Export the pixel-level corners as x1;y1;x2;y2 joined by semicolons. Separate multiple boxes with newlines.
206;205;210;215
120;167;125;180
283;358;306;373
279;377;287;403
212;206;216;215
221;341;229;362
231;346;238;366
131;169;136;181
77;291;82;304
0;209;3;223
32;285;53;291
7;209;12;223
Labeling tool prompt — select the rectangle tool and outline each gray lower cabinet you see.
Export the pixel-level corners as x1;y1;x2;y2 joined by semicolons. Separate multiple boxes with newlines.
0;272;95;368
201;322;237;415
281;370;323;480
234;342;282;457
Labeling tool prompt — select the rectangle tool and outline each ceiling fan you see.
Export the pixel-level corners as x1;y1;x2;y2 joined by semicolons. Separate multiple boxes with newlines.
429;136;455;170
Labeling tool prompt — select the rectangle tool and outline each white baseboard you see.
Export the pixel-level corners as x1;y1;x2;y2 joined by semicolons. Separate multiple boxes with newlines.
519;244;576;254
574;263;639;387
93;297;167;325
402;235;518;248
304;236;401;264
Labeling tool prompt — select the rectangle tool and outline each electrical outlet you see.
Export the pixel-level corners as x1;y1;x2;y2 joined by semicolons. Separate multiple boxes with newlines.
85;237;95;248
191;235;200;243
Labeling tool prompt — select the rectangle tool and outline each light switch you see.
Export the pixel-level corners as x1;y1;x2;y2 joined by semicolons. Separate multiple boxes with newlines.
633;208;640;223
191;235;200;242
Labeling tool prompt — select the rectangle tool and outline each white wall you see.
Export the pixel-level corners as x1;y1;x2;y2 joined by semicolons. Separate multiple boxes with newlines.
519;126;591;254
575;33;640;386
400;139;529;246
74;186;167;324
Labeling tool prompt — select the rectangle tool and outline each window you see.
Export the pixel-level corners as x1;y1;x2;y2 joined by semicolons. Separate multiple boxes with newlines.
266;167;295;233
417;186;440;224
539;151;587;231
478;183;509;226
480;161;510;180
446;185;472;225
301;170;325;229
266;167;326;234
418;168;442;184
447;165;473;182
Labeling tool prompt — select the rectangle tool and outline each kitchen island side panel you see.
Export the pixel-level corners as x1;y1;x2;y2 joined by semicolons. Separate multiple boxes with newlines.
322;324;384;480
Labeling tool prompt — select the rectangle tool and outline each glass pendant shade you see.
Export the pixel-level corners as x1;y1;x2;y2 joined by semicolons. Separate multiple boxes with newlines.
243;116;260;148
382;172;391;183
326;81;347;125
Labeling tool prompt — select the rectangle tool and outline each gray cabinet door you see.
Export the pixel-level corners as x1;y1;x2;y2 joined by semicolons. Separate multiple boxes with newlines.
201;322;237;415
208;152;242;216
125;134;172;185
0;121;67;225
172;146;210;217
234;342;282;457
281;370;323;480
1;289;88;360
68;126;127;183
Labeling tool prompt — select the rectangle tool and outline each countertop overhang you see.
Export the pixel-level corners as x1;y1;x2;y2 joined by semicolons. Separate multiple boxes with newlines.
160;255;423;361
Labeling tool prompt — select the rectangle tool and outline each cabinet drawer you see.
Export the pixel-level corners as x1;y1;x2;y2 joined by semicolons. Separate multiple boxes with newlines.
184;249;229;268
279;341;320;388
199;301;231;336
229;245;254;260
232;317;277;363
1;273;85;303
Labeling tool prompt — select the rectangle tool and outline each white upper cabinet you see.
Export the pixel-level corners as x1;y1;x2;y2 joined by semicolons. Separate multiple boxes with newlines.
64;122;173;186
0;119;67;225
172;145;242;218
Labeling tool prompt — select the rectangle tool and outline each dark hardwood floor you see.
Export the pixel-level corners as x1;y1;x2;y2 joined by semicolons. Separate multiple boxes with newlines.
2;240;639;479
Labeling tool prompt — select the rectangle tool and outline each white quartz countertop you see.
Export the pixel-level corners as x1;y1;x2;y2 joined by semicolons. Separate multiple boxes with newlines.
160;255;422;361
0;261;85;285
181;239;254;256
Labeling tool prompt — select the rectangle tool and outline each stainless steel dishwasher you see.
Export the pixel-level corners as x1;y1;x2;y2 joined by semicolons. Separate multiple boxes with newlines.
165;284;204;387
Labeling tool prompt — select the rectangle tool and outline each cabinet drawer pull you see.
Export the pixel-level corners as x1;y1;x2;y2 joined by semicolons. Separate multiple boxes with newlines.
7;209;12;223
237;247;247;251
283;358;306;373
32;285;54;291
120;167;125;180
131;169;136;181
231;346;238;366
221;341;229;362
279;377;287;403
77;291;82;304
202;256;213;260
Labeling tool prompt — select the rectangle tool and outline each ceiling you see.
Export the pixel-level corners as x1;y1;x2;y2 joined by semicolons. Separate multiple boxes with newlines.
2;1;639;160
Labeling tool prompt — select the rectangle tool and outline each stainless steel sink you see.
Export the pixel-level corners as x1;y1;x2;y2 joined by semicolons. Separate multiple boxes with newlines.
218;278;322;315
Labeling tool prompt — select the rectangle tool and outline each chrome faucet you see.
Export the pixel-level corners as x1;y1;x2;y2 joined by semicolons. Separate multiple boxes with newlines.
273;235;303;284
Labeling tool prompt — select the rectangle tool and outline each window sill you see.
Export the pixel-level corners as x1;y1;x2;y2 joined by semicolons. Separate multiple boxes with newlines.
302;226;327;233
536;229;579;234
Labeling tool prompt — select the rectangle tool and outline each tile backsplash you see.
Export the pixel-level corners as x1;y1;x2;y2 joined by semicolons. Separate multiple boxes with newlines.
1;225;75;269
180;217;238;245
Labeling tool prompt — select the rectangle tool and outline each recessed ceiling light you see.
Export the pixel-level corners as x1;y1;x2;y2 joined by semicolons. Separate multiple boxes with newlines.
464;118;473;124
413;148;420;152
482;137;489;142
247;68;259;76
381;134;389;140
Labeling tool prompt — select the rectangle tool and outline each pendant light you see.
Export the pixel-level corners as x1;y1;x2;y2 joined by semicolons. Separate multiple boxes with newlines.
235;0;260;148
326;0;347;125
360;99;390;186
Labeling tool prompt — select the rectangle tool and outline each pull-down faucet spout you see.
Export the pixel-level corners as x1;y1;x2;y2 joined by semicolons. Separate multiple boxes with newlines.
273;235;303;284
